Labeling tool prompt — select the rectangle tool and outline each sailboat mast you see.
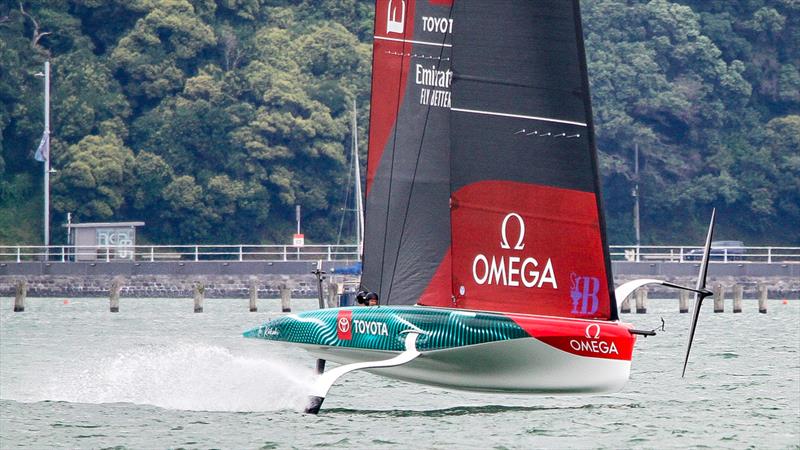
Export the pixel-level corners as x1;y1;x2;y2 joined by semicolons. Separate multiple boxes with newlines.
352;99;364;257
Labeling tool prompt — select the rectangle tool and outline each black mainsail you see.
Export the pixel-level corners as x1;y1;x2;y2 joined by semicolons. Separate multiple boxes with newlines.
363;0;617;321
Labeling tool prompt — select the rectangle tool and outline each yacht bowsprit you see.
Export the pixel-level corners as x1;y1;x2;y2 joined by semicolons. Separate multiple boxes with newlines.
244;0;717;414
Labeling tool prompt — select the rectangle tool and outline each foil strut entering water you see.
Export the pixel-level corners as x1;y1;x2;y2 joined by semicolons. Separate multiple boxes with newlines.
304;331;422;414
683;209;716;377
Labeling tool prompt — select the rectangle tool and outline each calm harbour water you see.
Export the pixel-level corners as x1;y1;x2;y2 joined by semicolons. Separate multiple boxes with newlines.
1;296;798;449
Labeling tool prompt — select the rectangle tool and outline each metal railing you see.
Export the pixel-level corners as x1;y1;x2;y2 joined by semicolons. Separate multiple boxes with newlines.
0;244;360;263
609;245;800;264
1;244;798;264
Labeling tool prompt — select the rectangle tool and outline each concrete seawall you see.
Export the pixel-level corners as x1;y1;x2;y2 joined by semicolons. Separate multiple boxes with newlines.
1;261;798;298
0;274;327;299
0;261;347;298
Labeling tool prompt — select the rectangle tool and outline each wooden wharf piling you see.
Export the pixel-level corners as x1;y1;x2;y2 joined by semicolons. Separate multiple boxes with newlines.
280;285;291;313
620;294;631;313
109;276;123;312
13;279;26;312
635;288;647;314
714;284;725;313
194;282;204;313
249;278;258;312
732;285;743;313
326;282;339;308
679;290;689;313
758;284;768;314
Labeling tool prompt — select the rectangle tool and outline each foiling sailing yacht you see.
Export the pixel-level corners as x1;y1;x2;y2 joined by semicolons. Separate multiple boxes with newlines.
245;0;717;414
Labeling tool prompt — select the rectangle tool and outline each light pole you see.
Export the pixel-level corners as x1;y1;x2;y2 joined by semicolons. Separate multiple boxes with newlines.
633;143;641;261
35;61;51;253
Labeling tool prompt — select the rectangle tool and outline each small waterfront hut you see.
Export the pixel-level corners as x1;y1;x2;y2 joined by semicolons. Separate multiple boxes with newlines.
64;222;145;261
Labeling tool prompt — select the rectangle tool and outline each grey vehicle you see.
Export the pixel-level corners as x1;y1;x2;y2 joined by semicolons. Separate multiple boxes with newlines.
685;240;746;261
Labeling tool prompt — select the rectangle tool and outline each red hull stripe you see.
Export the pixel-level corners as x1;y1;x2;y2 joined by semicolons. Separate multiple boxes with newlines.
507;313;635;361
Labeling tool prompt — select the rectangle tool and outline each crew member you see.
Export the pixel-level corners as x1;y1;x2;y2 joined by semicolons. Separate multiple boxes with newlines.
366;292;379;306
355;290;368;306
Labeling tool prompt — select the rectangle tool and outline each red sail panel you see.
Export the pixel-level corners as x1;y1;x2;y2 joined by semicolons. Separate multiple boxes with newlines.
366;0;416;195
425;181;611;320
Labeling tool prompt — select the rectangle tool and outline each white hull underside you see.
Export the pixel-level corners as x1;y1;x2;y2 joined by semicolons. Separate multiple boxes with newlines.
298;337;631;394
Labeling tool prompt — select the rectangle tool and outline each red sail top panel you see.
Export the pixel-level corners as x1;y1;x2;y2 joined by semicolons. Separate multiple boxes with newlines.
366;0;417;195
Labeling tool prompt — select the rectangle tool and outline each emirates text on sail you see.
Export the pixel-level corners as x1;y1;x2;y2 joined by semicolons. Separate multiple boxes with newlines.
415;64;452;88
416;64;452;108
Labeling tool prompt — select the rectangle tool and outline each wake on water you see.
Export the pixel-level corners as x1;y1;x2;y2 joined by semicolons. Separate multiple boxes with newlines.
16;343;315;412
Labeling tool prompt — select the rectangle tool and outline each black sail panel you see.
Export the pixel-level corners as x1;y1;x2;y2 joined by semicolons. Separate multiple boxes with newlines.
362;0;454;305
423;0;618;320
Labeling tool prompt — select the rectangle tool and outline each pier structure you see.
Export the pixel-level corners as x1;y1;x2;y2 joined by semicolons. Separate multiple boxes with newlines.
2;250;798;311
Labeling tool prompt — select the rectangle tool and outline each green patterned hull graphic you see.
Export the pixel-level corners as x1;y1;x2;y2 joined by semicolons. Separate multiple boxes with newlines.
243;307;529;352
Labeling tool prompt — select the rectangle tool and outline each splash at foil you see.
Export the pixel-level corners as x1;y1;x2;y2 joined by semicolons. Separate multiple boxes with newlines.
35;343;314;412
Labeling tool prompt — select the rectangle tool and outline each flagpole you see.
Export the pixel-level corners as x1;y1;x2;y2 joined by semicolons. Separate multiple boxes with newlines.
43;61;50;252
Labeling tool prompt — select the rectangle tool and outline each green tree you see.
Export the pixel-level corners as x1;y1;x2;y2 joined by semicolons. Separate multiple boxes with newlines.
110;0;215;103
52;133;134;220
129;150;173;211
52;50;130;143
160;174;209;241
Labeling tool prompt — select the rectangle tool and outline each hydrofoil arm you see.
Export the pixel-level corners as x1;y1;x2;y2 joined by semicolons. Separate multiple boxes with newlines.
304;331;422;414
615;279;710;305
614;209;716;378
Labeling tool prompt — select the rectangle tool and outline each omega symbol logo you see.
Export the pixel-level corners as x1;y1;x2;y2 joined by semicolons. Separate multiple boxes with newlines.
570;322;618;355
585;323;601;339
386;0;406;34
500;212;526;250
471;211;557;289
338;317;351;333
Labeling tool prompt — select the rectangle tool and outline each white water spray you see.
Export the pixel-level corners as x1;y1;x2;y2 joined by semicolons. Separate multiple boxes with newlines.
35;343;314;412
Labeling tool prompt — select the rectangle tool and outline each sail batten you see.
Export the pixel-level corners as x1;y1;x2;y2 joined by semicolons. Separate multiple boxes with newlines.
374;36;453;47
450;108;588;127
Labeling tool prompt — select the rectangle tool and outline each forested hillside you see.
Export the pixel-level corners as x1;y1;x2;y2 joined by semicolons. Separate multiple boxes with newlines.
1;0;798;245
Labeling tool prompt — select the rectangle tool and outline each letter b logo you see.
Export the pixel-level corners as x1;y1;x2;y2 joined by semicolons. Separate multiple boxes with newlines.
570;273;600;315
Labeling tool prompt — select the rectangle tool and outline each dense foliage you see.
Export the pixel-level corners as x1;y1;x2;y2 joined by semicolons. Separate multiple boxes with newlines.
1;0;798;245
585;0;800;244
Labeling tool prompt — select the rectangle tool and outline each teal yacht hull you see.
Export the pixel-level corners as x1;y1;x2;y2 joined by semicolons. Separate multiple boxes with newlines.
244;306;637;394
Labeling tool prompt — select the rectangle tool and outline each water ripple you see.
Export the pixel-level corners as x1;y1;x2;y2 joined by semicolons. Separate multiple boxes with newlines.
1;297;797;448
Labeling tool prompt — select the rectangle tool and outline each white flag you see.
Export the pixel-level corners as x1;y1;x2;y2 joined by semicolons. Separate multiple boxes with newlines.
34;132;49;162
